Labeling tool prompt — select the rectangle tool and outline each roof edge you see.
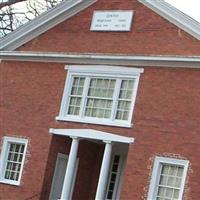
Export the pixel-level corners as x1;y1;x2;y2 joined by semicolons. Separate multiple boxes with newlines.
138;0;200;40
0;0;97;51
0;51;200;68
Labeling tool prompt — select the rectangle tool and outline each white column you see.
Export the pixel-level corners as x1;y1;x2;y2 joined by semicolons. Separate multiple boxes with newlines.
61;137;79;200
95;141;112;200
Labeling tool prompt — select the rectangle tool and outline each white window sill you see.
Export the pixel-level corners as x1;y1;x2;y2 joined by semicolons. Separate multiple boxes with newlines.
0;179;20;186
55;116;133;128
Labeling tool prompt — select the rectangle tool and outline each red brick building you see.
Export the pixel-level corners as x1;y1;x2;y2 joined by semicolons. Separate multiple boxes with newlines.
0;0;200;199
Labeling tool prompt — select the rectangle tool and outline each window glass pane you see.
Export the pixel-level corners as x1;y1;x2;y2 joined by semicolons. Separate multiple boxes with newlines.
88;78;115;98
173;189;180;198
106;155;121;200
67;97;81;115
177;167;183;177
65;74;136;124
165;188;173;198
4;143;25;182
85;98;112;119
119;80;134;99
116;101;130;120
67;77;85;116
159;175;167;185
115;79;135;121
85;78;115;119
157;186;165;196
156;164;184;200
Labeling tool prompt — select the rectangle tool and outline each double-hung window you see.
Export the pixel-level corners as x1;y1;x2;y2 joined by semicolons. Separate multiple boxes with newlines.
147;156;189;200
0;137;28;186
56;65;143;127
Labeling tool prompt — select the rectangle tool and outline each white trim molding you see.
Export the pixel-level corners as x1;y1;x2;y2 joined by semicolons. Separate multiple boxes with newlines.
0;0;199;51
147;156;189;200
0;0;97;51
138;0;200;40
57;65;143;127
0;136;28;186
0;52;200;68
65;65;144;75
49;129;134;144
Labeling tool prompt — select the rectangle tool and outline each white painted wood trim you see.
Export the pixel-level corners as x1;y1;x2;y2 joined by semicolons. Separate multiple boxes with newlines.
147;156;189;200
58;65;142;128
65;65;144;74
49;129;134;144
95;142;113;200
61;138;79;199
0;0;97;51
49;153;79;200
1;52;200;68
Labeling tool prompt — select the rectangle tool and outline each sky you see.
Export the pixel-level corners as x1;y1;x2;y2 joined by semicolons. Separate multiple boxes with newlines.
165;0;200;22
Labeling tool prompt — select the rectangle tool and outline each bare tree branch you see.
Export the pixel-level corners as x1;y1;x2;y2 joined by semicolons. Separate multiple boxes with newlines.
0;0;27;9
0;0;64;37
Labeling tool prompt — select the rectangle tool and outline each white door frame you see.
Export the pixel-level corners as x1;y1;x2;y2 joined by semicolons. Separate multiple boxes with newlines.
49;153;79;200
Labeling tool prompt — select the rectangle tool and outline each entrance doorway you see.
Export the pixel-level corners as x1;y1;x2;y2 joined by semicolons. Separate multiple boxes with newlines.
49;153;79;200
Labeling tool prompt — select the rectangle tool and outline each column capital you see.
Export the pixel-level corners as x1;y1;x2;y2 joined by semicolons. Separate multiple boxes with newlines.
103;140;112;144
70;136;80;140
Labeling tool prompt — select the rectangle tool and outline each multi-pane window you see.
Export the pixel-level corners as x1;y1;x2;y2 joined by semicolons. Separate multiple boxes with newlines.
0;137;28;185
116;80;134;120
57;65;143;127
68;76;134;121
67;77;85;116
4;143;25;181
85;78;115;119
147;157;189;200
106;155;122;200
156;164;184;200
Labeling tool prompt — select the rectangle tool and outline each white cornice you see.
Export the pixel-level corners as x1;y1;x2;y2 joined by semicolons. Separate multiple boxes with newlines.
0;51;200;68
138;0;200;40
0;0;97;51
49;128;134;143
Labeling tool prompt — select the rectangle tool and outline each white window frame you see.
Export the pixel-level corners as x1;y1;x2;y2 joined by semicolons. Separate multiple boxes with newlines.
147;156;189;200
56;65;144;127
106;154;124;200
0;136;28;186
105;143;128;200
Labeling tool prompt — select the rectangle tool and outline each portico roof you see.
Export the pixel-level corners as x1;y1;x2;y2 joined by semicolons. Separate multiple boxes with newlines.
49;128;134;144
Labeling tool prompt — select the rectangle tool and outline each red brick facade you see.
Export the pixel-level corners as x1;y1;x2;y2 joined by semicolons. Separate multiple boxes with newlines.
0;0;200;199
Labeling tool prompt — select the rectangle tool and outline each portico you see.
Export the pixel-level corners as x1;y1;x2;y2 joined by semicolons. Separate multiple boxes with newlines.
49;128;134;200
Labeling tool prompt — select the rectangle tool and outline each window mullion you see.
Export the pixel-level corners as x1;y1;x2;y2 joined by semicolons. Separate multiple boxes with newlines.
79;77;90;118
3;143;10;179
111;79;121;121
154;163;163;199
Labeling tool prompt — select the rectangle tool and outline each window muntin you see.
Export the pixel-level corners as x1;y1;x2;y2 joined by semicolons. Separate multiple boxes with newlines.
116;80;134;120
67;76;135;121
0;137;28;186
147;157;189;200
67;77;85;116
106;155;122;200
4;143;25;181
156;164;184;200
57;65;143;127
85;78;115;119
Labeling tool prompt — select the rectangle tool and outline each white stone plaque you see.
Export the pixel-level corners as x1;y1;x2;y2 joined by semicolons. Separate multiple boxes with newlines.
90;11;134;31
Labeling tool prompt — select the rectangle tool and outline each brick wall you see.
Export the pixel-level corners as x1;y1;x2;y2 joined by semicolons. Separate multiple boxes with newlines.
18;0;200;56
1;0;200;199
1;61;200;199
